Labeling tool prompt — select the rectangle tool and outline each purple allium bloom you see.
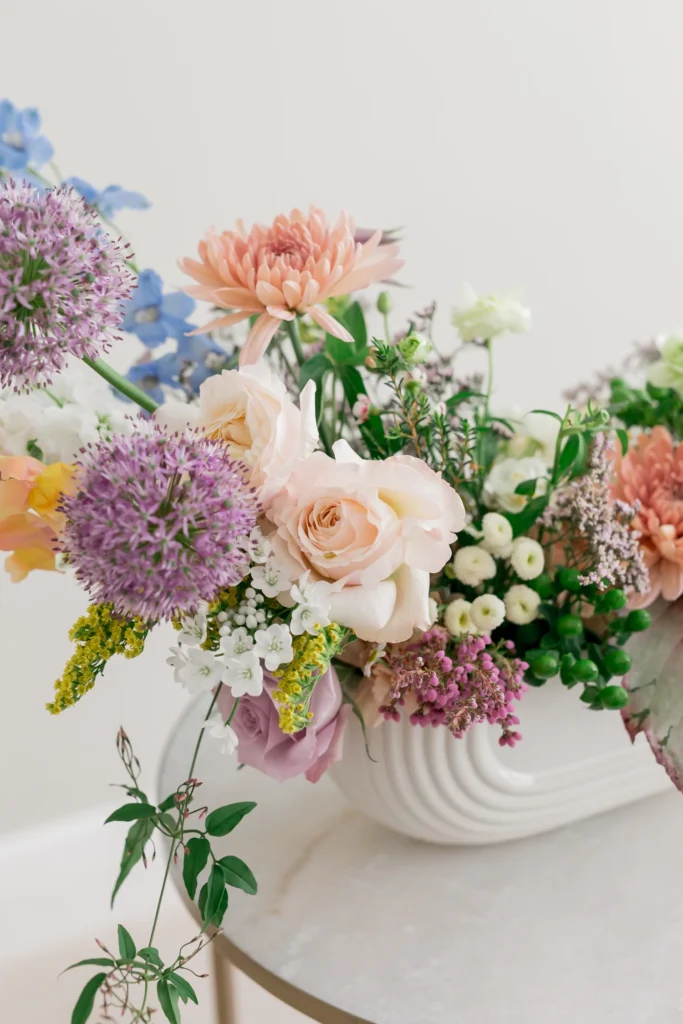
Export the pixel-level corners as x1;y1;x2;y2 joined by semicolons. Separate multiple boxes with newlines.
60;428;258;622
0;181;135;392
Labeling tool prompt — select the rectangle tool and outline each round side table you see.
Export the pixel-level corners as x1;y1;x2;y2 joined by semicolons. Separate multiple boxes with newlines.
159;696;683;1024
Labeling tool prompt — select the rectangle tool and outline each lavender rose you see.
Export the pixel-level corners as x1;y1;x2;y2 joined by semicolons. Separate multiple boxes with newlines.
216;666;348;783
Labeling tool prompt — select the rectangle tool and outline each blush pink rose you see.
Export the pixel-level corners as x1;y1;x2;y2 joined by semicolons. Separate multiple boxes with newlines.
216;667;348;782
266;440;466;643
155;363;318;501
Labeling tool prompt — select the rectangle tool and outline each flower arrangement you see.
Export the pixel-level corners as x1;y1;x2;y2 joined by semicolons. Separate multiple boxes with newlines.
0;99;669;1022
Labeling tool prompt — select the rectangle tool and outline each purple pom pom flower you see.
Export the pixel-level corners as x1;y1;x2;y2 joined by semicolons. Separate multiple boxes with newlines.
60;428;258;622
0;181;135;391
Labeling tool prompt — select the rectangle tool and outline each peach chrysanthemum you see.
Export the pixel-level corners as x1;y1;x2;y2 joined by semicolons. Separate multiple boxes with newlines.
612;425;683;605
179;208;403;366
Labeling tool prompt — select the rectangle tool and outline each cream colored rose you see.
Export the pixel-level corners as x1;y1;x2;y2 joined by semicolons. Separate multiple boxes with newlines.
155;363;317;501
266;440;466;643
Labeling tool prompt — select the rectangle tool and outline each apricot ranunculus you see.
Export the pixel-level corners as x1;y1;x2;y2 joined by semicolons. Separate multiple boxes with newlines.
0;455;74;581
155;363;318;502
266;440;466;643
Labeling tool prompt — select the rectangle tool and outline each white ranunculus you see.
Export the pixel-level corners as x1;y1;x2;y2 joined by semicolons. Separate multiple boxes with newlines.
495;405;560;465
504;584;541;625
509;537;545;581
452;284;531;343
484;456;548;513
444;598;476;636
452;545;497;587
470;594;506;632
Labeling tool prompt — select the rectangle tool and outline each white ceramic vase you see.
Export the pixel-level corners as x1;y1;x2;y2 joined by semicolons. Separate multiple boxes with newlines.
328;681;670;844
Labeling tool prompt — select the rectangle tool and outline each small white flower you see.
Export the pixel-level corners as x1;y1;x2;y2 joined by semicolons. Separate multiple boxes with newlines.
504;584;541;625
510;537;545;581
470;593;506;632
290;572;332;636
484;457;548;514
251;556;289;598
175;648;226;695
222;626;254;659
481;512;513;554
203;714;239;756
428;597;439;626
453;545;497;587
444;598;477;636
647;332;683;397
254;623;294;671
224;650;264;697
249;526;272;564
363;642;387;676
452;283;531;343
166;646;188;684
176;613;207;647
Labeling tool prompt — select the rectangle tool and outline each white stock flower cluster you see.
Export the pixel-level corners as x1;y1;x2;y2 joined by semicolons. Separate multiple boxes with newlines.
445;513;545;636
166;527;333;755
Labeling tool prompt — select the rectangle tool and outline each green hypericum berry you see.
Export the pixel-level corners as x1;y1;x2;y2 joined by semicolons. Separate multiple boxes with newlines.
556;614;584;637
599;685;629;709
531;573;553;599
557;567;582;593
602;647;632;677
596;588;627;612
624;609;651;633
376;291;392;315
531;653;559;679
572;658;599;683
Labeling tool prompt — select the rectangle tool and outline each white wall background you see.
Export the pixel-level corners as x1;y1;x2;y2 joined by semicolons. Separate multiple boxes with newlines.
2;0;683;839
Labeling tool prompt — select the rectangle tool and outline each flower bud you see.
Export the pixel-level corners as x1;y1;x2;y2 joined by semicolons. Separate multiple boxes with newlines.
398;332;432;366
376;290;392;315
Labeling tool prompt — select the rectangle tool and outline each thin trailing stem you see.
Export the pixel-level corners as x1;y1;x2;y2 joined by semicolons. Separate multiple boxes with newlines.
82;355;159;414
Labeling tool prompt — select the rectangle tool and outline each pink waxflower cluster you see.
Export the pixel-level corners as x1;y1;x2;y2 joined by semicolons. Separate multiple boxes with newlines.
378;627;527;746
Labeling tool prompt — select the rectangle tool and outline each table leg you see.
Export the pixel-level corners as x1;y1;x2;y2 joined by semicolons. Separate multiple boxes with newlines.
212;942;238;1024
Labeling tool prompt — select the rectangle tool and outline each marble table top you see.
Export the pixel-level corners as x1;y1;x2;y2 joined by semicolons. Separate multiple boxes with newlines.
159;695;683;1024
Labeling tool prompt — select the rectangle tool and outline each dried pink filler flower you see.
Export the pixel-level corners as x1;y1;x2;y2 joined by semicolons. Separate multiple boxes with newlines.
60;429;258;621
0;181;135;391
379;627;527;746
179;207;403;366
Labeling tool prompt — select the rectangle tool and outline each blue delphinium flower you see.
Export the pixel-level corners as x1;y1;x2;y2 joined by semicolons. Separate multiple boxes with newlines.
0;100;53;171
122;269;196;348
125;335;230;404
65;176;150;219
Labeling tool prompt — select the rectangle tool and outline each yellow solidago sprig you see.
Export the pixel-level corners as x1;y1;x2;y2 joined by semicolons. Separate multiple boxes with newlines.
272;623;345;734
48;603;148;714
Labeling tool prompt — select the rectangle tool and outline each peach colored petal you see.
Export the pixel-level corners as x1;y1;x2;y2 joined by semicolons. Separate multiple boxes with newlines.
186;312;252;336
239;313;282;366
307;306;353;342
266;305;297;321
5;545;57;582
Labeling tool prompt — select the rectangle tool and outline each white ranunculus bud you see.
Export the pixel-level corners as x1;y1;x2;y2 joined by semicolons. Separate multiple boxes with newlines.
509;537;545;581
453;546;497;587
504;584;541;625
444;598;476;636
470;594;506;633
484;456;548;514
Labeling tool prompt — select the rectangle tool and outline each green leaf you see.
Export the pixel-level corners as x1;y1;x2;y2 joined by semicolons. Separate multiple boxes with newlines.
325;333;368;366
212;885;229;928
445;389;485;410
111;817;155;907
157;793;178;813
529;409;564;423
157;979;181;1024
105;802;157;824
300;352;333;422
337;364;389;457
202;864;229;928
341;300;368;348
205;801;256;837
218;855;258;895
63;959;115;973
616;427;629;455
557;433;586;479
117;924;136;960
168;972;199;1005
71;973;107;1024
505;495;549;538
27;438;44;460
183;836;211;900
514;477;541;496
138;946;164;967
